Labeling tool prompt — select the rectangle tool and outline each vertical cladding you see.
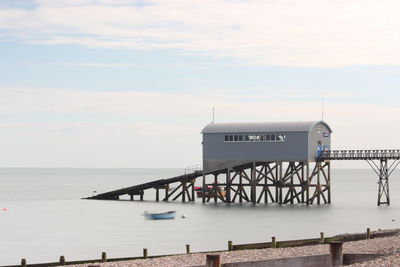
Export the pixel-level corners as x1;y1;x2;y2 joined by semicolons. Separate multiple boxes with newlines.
202;121;332;172
308;123;332;161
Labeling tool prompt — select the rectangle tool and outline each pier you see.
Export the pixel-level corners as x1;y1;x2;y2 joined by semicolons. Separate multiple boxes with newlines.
86;149;400;206
85;171;202;202
86;121;400;206
319;149;400;205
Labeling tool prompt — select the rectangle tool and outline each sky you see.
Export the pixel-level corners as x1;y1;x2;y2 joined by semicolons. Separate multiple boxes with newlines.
1;0;400;168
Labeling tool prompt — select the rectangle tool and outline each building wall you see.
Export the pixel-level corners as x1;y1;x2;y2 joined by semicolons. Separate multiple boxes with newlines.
202;121;332;172
307;122;331;161
203;131;309;172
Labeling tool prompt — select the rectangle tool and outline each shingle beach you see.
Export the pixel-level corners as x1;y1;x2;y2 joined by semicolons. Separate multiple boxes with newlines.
62;233;400;267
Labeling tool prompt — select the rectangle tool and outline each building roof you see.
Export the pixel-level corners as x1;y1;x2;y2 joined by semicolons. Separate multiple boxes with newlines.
201;121;332;134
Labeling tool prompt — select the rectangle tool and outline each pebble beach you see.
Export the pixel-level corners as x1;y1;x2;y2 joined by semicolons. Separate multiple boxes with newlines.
62;233;400;267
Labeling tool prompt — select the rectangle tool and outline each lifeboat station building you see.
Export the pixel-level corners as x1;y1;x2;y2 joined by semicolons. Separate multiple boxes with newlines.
200;121;332;205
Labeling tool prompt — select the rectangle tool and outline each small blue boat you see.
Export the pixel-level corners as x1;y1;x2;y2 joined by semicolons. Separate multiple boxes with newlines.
144;210;176;220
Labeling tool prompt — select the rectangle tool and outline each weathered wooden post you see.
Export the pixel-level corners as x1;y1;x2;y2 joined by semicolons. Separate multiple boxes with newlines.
330;241;343;266
101;252;107;262
59;255;65;265
206;254;220;267
186;244;190;254
143;248;148;258
320;232;325;244
271;237;277;248
228;240;233;251
191;180;195;201
214;174;218;203
366;228;371;239
21;259;26;267
182;182;187;202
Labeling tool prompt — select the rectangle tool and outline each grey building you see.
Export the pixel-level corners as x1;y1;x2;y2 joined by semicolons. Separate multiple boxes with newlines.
202;121;332;173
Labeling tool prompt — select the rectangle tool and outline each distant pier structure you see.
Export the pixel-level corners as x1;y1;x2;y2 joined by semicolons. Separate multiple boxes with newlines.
86;120;400;206
201;121;332;205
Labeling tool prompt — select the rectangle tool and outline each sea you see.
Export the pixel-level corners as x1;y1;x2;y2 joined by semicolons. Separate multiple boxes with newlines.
1;168;400;265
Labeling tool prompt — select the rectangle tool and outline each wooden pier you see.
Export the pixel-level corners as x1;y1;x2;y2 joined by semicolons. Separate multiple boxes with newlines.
201;161;330;205
86;150;400;206
85;171;202;202
318;149;400;205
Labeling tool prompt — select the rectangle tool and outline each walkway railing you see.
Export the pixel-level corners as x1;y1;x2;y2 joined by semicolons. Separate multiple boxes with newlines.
318;149;400;206
318;149;400;160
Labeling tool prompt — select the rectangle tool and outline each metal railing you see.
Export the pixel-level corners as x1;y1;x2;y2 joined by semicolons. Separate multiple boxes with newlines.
318;149;400;160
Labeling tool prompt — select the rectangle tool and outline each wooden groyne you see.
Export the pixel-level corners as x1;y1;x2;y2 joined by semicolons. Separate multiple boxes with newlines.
3;228;399;267
231;228;398;251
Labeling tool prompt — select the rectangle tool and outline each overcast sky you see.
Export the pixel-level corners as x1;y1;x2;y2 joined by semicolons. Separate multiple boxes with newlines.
1;0;400;168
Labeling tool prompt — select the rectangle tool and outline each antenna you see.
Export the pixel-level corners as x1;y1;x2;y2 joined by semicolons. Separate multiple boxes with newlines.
212;106;215;123
322;97;325;121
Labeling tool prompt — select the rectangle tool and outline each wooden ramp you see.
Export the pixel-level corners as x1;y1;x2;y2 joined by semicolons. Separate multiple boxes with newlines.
84;171;203;201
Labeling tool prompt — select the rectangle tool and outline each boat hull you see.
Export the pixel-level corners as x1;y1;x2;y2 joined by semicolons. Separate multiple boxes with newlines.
145;211;176;220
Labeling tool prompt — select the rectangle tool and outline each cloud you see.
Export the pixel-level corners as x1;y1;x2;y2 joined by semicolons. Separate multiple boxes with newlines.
1;0;400;67
0;86;306;118
56;62;134;67
0;86;400;167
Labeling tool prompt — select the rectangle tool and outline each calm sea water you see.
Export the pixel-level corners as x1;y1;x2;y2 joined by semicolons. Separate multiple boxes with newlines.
1;168;400;265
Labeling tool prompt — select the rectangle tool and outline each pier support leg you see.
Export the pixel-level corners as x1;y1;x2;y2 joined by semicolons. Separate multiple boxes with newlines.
165;185;169;201
202;172;206;203
226;168;231;203
182;182;186;202
191;180;195;202
378;159;389;206
327;162;331;204
251;162;256;204
239;173;243;203
214;174;218;203
306;162;310;205
366;158;400;206
290;163;294;204
275;163;279;203
264;163;268;204
278;162;283;205
317;162;321;205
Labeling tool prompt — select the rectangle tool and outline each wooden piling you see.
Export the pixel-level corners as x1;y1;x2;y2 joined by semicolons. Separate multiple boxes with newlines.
186;244;190;254
226;169;231;203
202;172;206;203
271;237;277;248
329;241;343;267
101;252;107;262
366;228;371;239
320;232;325;244
181;182;186;202
165;185;169;201
21;259;26;267
143;248;148;258
214;174;218;203
191;180;195;202
206;254;220;267
228;240;233;251
59;255;65;265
